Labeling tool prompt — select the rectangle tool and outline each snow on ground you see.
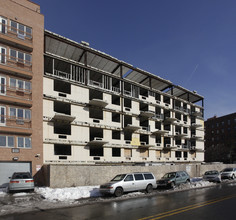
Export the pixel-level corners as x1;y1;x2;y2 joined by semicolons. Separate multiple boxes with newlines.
0;178;229;216
32;178;214;202
35;185;102;202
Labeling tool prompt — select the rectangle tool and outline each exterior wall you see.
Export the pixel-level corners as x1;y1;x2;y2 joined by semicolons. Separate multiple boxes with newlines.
205;113;236;163
45;163;233;188
0;0;44;176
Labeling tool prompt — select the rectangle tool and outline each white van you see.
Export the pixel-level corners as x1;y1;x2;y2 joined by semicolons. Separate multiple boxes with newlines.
99;172;157;197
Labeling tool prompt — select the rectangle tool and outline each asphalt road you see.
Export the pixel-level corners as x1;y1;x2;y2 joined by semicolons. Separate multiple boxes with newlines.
1;182;236;220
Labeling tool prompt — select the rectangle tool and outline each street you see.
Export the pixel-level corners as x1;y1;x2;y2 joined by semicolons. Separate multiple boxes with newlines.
1;182;236;220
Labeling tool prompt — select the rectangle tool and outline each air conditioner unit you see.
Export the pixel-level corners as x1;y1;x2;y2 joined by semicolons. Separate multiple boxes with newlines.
156;143;161;147
142;96;146;100
166;144;171;148
140;142;146;145
94;137;103;141
125;141;131;144
156;100;160;104
125;107;131;111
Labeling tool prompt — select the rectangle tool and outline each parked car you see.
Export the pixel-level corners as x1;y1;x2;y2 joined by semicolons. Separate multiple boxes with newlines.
8;172;34;193
99;172;157;197
156;171;190;188
220;168;236;180
203;170;221;183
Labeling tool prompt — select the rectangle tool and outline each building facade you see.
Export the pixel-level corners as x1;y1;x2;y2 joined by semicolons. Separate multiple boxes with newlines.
205;113;236;163
43;31;205;165
0;0;44;185
0;1;205;186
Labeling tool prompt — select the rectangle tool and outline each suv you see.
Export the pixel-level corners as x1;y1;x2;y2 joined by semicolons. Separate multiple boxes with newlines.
220;168;236;179
99;172;157;197
157;171;190;188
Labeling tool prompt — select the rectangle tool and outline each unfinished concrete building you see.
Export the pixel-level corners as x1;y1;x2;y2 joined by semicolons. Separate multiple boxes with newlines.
43;31;205;164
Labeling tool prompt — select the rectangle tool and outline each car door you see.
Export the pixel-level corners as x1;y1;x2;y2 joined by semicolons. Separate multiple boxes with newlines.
175;172;183;184
122;174;135;192
134;173;145;190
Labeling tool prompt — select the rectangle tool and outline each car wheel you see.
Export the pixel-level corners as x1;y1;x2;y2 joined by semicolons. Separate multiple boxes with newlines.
146;184;153;193
170;182;175;189
185;179;190;184
114;187;123;197
232;174;235;180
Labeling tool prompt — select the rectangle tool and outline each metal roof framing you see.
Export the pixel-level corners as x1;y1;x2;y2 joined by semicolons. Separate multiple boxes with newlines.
44;30;204;106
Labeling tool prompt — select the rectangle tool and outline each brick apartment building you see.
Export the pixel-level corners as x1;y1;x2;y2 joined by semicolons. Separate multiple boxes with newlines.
0;0;44;186
1;0;205;186
205;113;236;163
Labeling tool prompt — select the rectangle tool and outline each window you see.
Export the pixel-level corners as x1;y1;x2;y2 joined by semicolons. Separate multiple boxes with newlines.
134;174;144;181
0;46;6;64
17;137;31;148
89;146;103;156
112;95;120;105
0;76;6;94
54;144;71;155
112;113;120;123
175;151;182;158
0;106;6;125
124;175;134;182
0;16;7;34
0;136;14;147
10;21;32;39
144;173;154;180
9;107;31;120
10;49;32;65
112;148;121;157
112;131;121;140
10;77;32;92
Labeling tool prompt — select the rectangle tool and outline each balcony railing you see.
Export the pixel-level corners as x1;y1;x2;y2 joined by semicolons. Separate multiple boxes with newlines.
0;53;32;72
0;115;31;128
0;84;32;100
0;22;32;43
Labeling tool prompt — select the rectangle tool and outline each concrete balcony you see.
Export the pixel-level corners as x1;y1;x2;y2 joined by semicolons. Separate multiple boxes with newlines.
52;113;76;122
124;124;141;131
88;137;108;146
89;99;108;108
191;123;202;128
152;129;169;135
139;110;155;118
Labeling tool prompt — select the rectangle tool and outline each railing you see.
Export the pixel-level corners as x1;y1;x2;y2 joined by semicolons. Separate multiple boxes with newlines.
124;90;132;97
0;84;32;100
0;115;31;128
174;106;190;114
88;79;103;88
112;86;120;93
0;53;32;72
0;22;32;43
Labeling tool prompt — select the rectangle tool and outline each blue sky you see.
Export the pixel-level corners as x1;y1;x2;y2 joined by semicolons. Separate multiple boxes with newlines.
34;0;236;119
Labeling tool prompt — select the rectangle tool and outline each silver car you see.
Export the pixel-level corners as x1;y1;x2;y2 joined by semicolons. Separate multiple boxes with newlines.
220;168;236;180
203;170;221;183
9;172;34;193
99;172;157;197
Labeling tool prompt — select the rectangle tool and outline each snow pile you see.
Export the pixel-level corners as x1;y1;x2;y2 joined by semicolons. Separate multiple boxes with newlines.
190;180;216;188
35;186;101;202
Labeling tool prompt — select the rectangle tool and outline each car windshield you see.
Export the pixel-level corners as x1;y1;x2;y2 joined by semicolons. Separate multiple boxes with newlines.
205;171;218;175
222;168;233;172
163;172;176;178
111;174;126;181
12;173;32;179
